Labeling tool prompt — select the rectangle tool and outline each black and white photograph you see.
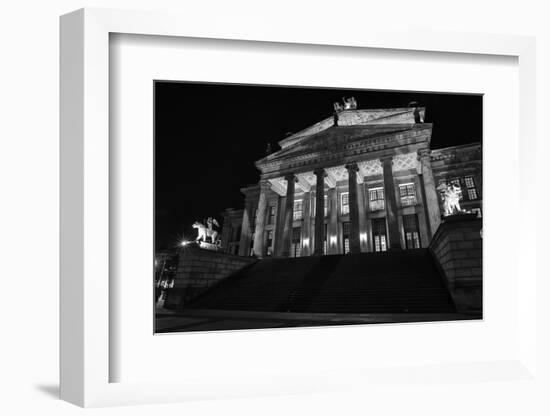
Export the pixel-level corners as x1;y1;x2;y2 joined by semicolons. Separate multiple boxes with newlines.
154;82;483;333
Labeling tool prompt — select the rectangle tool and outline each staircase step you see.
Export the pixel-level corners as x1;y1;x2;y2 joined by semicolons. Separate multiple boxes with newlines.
184;249;455;314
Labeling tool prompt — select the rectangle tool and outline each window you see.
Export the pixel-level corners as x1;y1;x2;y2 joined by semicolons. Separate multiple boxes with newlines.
341;192;349;215
267;205;276;224
291;227;302;257
293;200;303;220
465;176;478;200
403;214;421;249
372;218;387;252
342;222;351;254
369;187;385;211
399;183;417;206
266;230;274;256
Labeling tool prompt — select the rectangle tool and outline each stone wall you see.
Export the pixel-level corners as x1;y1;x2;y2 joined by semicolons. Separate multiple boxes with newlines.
428;214;482;313
164;243;256;309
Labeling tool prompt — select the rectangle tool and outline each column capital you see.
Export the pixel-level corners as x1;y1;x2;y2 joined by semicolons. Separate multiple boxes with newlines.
379;155;394;164
345;162;359;173
284;173;298;183
313;167;327;177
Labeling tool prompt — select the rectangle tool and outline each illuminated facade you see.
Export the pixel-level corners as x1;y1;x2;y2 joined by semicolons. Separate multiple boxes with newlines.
220;106;482;258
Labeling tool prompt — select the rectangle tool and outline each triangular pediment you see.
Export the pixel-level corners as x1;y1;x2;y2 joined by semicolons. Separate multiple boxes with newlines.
278;107;425;149
262;124;416;163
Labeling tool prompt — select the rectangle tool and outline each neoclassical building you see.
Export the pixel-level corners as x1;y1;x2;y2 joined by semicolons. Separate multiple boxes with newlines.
220;105;482;258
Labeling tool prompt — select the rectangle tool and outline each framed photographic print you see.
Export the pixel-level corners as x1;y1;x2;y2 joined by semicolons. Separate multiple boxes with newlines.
153;81;484;334
60;7;539;408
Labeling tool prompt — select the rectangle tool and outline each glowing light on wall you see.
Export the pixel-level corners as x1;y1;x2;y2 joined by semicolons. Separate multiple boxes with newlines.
329;236;337;246
303;238;310;248
360;233;368;244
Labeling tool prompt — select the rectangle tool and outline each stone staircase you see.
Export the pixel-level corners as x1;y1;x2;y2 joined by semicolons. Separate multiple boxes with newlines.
183;249;456;314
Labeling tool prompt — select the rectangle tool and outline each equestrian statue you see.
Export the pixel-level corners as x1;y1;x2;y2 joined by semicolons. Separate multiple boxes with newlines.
192;217;220;244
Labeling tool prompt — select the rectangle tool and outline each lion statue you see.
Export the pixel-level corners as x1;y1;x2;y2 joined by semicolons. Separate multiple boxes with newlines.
438;182;463;216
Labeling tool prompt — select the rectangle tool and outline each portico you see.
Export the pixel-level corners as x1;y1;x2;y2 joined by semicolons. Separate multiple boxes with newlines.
251;149;430;257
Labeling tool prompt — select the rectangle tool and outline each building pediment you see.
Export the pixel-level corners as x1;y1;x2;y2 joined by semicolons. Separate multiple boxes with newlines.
278;107;425;149
270;125;412;159
256;123;432;177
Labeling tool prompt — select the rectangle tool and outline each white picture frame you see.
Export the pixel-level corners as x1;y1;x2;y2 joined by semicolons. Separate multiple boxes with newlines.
60;8;538;408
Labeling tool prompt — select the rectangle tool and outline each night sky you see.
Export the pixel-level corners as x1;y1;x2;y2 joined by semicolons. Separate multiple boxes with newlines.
155;82;482;251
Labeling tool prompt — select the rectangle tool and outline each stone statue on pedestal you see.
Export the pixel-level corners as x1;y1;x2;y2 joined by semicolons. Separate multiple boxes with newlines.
438;183;463;216
333;97;358;112
192;217;220;244
342;96;357;110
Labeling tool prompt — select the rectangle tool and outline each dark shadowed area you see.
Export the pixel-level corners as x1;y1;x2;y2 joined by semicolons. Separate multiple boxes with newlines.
155;82;482;250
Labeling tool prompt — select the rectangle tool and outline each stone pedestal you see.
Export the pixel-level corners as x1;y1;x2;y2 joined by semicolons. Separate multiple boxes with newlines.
429;213;482;313
164;243;257;309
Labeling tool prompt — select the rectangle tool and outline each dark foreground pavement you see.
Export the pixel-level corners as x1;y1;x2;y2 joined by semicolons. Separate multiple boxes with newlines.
155;307;481;333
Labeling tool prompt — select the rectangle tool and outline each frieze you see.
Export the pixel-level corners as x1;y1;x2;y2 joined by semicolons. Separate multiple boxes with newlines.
392;152;419;172
357;159;383;177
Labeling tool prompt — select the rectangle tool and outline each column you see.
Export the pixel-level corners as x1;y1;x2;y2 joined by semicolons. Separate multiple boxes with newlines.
345;163;361;253
313;168;326;255
238;201;253;256
280;174;296;258
252;180;270;258
381;156;402;250
357;182;368;252
417;149;441;238
328;187;338;254
365;198;374;252
413;174;431;247
301;192;312;256
273;196;285;256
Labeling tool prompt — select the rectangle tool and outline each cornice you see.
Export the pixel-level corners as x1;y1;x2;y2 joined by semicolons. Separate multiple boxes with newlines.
430;142;481;162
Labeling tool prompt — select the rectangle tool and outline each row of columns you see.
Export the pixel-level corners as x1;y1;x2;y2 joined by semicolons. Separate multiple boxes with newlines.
249;150;441;258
